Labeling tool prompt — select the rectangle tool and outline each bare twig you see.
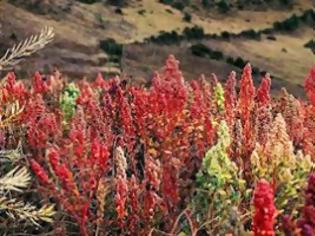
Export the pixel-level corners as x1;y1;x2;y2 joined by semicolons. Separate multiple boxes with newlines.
0;26;55;71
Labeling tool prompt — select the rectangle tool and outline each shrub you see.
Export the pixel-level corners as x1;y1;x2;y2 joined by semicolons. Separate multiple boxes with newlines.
183;26;204;39
107;0;126;7
202;0;211;7
217;0;230;13
261;28;273;34
115;8;123;14
221;31;231;40
279;0;295;6
226;56;234;64
190;43;224;60
183;12;192;22
138;9;146;15
210;50;224;60
190;43;211;57
300;9;315;25
172;1;185;10
76;0;100;4
252;66;260;74
159;0;174;4
99;38;123;56
304;40;315;54
160;0;190;10
233;57;247;68
240;29;261;40
273;14;299;31
225;56;251;69
150;30;181;44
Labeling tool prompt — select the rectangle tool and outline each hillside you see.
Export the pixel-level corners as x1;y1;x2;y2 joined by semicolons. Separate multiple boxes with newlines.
0;0;314;96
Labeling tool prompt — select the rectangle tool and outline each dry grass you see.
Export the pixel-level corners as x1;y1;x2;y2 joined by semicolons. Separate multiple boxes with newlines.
202;26;315;85
192;0;314;34
1;0;313;45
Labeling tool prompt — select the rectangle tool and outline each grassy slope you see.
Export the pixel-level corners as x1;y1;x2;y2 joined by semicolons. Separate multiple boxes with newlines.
122;0;314;41
191;0;313;34
199;26;315;83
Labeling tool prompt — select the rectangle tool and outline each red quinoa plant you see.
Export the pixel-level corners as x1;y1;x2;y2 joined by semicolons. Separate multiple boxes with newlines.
1;55;315;235
252;179;277;236
297;172;315;236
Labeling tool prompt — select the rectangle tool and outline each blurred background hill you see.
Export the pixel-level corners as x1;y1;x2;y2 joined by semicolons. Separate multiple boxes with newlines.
0;0;314;96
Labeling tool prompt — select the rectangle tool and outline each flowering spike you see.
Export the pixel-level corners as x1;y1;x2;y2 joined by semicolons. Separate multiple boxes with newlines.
239;63;256;157
114;147;128;222
48;148;60;173
164;54;180;73
264;114;295;164
6;72;16;90
162;54;184;85
252;179;277;236
213;82;225;114
30;159;50;185
304;66;315;106
60;82;80;123
33;71;48;94
224;71;237;126
2;72;27;102
297;172;315;235
202;121;232;176
93;73;106;88
256;74;271;106
240;63;255;101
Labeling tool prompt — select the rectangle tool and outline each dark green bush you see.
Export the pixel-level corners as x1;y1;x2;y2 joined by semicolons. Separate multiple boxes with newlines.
159;0;174;4
273;14;299;31
115;8;123;14
172;1;185;10
138;9;146;15
300;9;315;25
109;56;121;63
261;28;273;34
304;40;315;54
279;0;294;5
190;43;224;60
210;50;224;60
183;26;204;39
233;57;247;68
226;56;234;65
76;0;100;4
150;31;181;44
283;14;299;31
202;0;211;7
240;29;261;40
107;0;126;7
226;56;247;69
99;39;123;56
252;66;260;75
183;12;192;22
221;31;231;40
191;43;211;57
217;0;230;13
160;0;191;11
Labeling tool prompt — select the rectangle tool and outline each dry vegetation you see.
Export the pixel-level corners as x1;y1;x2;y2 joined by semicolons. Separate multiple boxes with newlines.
197;26;315;94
